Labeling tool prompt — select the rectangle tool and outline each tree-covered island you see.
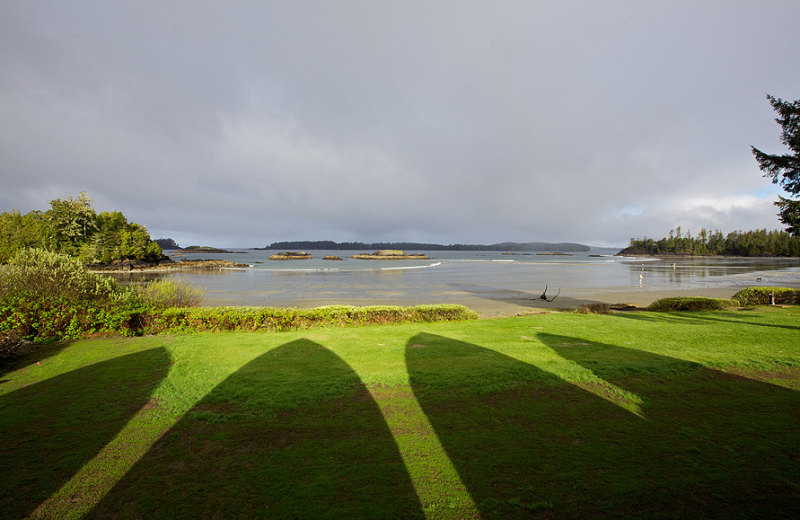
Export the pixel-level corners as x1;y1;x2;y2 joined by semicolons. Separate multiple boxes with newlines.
620;227;800;257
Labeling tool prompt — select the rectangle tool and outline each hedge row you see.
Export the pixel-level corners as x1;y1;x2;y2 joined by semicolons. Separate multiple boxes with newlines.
731;287;800;306
647;297;739;312
143;304;479;334
646;287;800;312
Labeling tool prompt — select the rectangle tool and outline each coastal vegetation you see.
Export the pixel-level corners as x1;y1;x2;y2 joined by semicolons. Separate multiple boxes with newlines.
0;192;162;264
621;227;800;256
1;306;798;518
267;240;591;252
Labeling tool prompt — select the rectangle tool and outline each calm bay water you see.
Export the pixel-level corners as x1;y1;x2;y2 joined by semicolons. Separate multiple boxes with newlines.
108;249;800;313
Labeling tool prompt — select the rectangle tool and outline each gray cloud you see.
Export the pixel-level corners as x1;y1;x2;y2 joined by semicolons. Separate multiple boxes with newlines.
1;1;798;248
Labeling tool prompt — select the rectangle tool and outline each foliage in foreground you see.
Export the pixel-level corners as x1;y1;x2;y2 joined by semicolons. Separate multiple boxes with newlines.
130;275;206;309
0;248;141;344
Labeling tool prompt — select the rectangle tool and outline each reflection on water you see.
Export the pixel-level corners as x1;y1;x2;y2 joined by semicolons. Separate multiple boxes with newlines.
105;251;800;308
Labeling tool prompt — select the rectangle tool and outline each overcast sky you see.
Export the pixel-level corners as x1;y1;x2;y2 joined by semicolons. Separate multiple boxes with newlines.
1;1;798;248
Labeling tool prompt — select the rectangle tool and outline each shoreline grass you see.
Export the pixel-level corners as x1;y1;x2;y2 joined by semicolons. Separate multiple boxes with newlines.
2;306;799;518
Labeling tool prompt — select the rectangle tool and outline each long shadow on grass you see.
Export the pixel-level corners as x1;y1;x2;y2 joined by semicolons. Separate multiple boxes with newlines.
406;333;656;519
89;339;423;519
407;333;800;519
0;347;171;520
613;310;800;331
0;340;72;379
539;333;800;518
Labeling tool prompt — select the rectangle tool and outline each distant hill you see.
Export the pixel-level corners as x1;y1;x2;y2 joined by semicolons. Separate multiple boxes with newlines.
265;240;590;252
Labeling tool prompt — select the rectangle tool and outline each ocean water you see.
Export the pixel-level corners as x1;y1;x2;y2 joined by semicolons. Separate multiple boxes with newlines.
107;249;800;311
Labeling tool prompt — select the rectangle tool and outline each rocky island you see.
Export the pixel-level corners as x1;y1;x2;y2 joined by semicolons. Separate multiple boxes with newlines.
351;250;432;260
268;251;313;260
89;257;248;272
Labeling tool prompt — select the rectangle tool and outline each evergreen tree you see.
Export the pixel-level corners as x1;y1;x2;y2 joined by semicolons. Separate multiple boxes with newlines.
752;94;800;235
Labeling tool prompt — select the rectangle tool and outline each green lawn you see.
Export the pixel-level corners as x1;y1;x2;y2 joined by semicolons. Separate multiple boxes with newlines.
1;307;799;519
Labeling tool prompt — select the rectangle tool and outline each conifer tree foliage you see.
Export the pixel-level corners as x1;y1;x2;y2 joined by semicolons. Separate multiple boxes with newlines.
752;94;800;235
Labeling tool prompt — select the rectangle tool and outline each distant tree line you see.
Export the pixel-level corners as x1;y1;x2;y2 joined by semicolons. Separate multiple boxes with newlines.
623;227;800;257
266;240;590;252
0;192;162;264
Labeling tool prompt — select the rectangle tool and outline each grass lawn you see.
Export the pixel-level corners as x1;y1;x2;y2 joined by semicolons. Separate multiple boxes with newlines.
1;306;799;519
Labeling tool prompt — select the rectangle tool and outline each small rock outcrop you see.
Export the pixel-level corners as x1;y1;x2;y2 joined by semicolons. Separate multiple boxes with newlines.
323;256;344;261
268;251;313;260
351;250;431;260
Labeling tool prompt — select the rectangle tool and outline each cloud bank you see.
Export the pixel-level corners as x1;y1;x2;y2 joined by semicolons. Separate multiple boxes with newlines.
1;1;798;248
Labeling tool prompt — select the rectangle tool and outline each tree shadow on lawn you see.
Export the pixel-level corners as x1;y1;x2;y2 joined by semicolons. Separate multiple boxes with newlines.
89;339;423;519
540;333;800;518
612;309;800;331
406;332;800;519
0;346;171;520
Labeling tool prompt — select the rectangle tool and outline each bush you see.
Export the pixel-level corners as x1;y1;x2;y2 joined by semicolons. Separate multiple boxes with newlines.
0;248;142;340
732;287;800;306
1;248;120;301
0;330;24;363
647;297;739;312
131;275;205;309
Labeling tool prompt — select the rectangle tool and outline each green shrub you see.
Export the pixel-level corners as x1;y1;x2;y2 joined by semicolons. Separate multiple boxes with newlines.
0;329;24;363
1;248;120;300
647;297;739;312
732;286;800;306
0;248;143;340
131;275;205;309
